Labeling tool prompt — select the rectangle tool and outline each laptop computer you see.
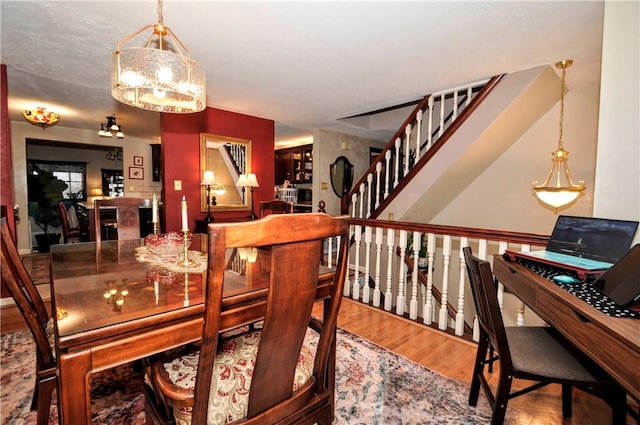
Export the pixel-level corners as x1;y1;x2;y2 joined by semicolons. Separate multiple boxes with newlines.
505;215;639;279
593;244;640;307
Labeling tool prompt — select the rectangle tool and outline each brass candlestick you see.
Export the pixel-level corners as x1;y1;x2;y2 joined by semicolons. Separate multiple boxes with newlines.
180;230;194;266
153;222;158;235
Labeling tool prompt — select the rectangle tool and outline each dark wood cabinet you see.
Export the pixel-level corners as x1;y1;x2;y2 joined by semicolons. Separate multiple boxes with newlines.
274;144;312;185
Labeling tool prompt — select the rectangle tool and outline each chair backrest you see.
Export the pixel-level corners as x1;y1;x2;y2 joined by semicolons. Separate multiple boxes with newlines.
259;199;294;217
0;217;56;369
190;213;350;424
94;198;145;242
462;247;513;370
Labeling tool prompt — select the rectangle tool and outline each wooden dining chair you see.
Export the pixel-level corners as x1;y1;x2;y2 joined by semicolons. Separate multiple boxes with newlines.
94;198;145;242
57;201;82;243
144;213;350;425
1;217;56;425
259;199;294;217
462;247;627;425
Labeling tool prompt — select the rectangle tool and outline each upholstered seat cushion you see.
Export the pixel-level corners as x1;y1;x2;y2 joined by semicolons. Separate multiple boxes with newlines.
161;330;315;425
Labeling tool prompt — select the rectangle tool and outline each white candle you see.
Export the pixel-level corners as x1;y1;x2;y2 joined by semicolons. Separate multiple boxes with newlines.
181;196;188;231
152;194;158;224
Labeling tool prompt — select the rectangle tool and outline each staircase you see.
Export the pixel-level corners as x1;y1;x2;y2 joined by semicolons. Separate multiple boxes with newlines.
344;64;561;222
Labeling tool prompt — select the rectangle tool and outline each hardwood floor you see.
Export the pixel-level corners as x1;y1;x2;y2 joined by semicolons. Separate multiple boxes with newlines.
327;298;636;425
2;297;634;424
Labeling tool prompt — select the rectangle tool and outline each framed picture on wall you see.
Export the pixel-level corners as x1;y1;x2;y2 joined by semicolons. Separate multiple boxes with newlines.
133;156;143;166
129;167;144;180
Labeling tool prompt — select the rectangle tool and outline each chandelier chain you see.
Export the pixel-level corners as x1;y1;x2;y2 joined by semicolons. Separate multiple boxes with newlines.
157;0;163;24
558;64;566;149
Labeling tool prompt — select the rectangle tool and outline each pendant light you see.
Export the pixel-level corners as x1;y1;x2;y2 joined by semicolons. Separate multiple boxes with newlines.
111;0;206;113
532;60;585;211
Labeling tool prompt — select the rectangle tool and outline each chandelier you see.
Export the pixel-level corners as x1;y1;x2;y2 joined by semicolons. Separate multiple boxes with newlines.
98;116;124;138
111;0;206;113
532;60;585;211
23;107;60;129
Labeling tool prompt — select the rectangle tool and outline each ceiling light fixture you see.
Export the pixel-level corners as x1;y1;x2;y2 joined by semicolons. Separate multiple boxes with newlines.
532;60;585;211
111;0;206;114
22;107;60;129
98;116;124;138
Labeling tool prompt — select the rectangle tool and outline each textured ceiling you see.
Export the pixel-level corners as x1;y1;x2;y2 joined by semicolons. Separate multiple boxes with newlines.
1;1;604;146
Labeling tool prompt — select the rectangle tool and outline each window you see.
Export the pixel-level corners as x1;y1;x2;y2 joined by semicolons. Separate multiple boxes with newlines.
27;160;88;201
53;171;85;200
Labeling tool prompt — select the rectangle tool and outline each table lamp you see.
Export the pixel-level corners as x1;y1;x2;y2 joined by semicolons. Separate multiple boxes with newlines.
200;171;216;222
245;173;259;220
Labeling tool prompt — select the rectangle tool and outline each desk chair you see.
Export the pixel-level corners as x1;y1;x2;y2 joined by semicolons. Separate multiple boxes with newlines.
94;198;145;242
462;247;626;425
1;217;56;425
144;213;350;425
259;199;294;217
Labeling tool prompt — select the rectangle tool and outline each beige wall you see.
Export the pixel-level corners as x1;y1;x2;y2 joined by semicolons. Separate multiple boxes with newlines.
593;0;640;243
11;121;160;253
312;129;386;216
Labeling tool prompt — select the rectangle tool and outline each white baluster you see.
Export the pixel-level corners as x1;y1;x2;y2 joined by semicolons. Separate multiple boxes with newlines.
350;192;358;220
374;162;382;209
438;235;451;330
366;174;373;218
455;237;468;336
326;234;334;268
373;227;383;307
393;137;401;188
358;183;365;220
384;228;394;311
427;96;434;149
423;233;435;324
362;226;372;303
453;90;459;120
466;86;472;106
404;124;411;176
515;244;531;326
396;230;407;316
497;241;508;312
384;150;391;199
352;225;362;300
415;111;422;161
438;94;445;138
409;231;420;320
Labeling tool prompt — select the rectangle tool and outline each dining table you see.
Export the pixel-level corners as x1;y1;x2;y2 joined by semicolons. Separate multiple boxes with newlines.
50;234;336;425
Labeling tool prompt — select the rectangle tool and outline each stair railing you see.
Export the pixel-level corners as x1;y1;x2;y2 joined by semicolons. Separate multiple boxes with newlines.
343;75;504;219
344;218;548;339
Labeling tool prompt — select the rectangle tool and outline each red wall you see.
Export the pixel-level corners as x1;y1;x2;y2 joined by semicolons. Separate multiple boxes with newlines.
161;107;274;232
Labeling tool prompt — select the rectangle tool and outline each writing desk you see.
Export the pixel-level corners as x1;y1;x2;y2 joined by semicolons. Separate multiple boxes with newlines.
493;255;640;401
51;236;335;424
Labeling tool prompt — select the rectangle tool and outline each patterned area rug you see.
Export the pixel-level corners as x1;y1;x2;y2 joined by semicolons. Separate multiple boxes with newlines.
1;327;512;424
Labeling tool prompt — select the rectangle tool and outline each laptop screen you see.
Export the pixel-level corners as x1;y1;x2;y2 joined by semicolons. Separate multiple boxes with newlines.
546;215;639;264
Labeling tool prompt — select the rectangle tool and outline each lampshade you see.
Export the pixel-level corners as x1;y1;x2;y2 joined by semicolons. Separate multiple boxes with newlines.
236;174;248;187
245;173;259;188
532;60;585;211
111;0;206;114
23;107;60;129
90;187;104;197
201;171;216;186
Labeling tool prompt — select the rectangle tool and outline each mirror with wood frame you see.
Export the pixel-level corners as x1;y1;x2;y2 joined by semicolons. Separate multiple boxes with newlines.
200;133;251;212
329;156;354;198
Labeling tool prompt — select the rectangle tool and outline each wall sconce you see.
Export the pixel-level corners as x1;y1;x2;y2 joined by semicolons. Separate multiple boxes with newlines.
532;60;585;211
98;116;124;138
23;107;60;129
201;170;216;222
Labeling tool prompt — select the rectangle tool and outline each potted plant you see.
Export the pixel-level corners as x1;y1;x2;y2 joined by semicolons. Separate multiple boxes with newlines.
27;165;68;252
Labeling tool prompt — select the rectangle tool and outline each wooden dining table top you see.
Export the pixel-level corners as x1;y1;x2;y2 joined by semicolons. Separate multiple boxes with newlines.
51;234;334;349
